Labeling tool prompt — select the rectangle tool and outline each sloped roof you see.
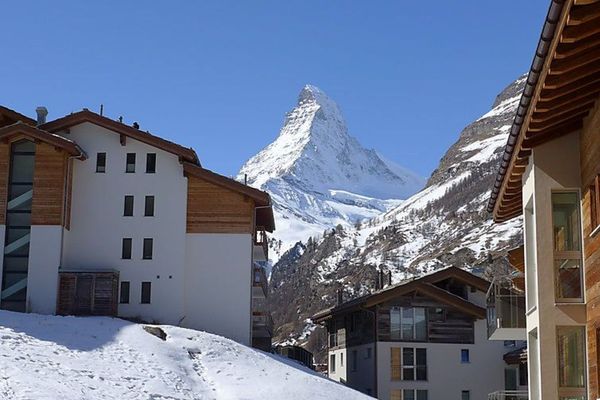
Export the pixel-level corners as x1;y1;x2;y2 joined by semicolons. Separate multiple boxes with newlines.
0;106;36;127
312;266;489;322
41;109;199;164
0;122;86;159
489;0;600;221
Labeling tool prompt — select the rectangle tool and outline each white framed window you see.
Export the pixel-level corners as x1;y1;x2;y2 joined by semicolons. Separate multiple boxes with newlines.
390;307;427;341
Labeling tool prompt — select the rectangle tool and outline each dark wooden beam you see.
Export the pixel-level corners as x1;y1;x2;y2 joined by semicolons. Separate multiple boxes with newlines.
562;17;600;43
568;2;600;26
523;119;584;148
549;45;600;74
539;72;600;101
555;31;600;59
528;110;589;132
537;85;600;111
545;61;600;88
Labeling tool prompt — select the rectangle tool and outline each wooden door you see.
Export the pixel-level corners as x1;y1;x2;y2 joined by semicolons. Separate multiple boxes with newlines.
74;275;93;315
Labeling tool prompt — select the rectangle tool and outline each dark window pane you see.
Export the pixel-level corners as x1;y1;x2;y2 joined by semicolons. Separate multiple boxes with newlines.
7;211;31;227
403;390;415;400
12;140;35;153
96;153;106;173
461;391;470;400
552;192;581;252
120;281;130;304
461;349;470;363
3;257;29;272
417;390;428;400
9;184;32;202
141;282;151;304
403;348;414;366
555;259;582;300
557;326;586;388
403;368;414;381
124;196;134;216
10;154;35;183
390;308;401;340
143;238;153;260
144;196;154;217
146;153;156;173
416;348;427;365
6;227;30;244
1;272;27;301
416;366;427;381
122;238;132;259
126;153;136;173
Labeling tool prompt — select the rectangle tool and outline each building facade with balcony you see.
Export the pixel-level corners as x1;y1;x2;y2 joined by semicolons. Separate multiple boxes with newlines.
314;267;508;400
488;1;600;398
0;105;274;347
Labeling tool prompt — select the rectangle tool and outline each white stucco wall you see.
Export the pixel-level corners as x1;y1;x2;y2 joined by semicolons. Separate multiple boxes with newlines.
184;233;252;345
523;132;587;400
61;122;188;325
27;226;62;314
376;319;506;400
328;347;348;384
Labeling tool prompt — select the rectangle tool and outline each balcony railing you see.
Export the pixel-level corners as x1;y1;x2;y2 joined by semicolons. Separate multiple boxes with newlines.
487;279;526;340
252;311;274;336
488;390;528;400
253;265;268;299
254;227;269;261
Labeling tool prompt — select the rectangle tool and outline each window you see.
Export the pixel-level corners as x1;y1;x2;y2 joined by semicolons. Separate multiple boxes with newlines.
126;153;136;173
330;354;336;373
146;153;156;173
96;152;106;173
122;238;132;259
557;326;586;399
141;282;151;304
144;196;155;217
123;195;134;216
461;349;470;363
120;281;130;304
552;192;583;302
365;347;372;359
519;363;528;387
340;353;344;367
143;238;153;260
392;347;426;381
590;174;600;233
461;391;470;400
351;350;357;372
391;307;427;341
391;390;427;400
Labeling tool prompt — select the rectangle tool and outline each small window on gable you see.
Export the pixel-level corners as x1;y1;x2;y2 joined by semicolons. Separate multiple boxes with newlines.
461;349;470;363
146;153;156;173
590;175;600;234
126;153;136;173
96;152;106;173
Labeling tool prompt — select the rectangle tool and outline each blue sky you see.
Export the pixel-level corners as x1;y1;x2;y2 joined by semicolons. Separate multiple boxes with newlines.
1;1;547;178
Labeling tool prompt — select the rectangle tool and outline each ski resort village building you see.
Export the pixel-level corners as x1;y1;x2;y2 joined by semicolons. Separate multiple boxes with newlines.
0;105;274;348
488;0;600;399
313;267;509;400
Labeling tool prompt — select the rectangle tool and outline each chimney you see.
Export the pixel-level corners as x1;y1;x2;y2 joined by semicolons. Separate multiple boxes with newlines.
132;122;140;129
35;107;48;126
387;271;392;287
337;288;344;305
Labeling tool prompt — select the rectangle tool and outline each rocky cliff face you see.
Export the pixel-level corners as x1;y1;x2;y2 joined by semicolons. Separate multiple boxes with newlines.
269;76;527;362
238;85;424;260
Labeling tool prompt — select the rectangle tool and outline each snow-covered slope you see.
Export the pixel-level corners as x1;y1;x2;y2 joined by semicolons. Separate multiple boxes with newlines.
270;76;527;361
238;85;424;259
0;311;370;400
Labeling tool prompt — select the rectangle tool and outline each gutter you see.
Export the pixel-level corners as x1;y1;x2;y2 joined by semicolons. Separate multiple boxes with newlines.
487;0;566;215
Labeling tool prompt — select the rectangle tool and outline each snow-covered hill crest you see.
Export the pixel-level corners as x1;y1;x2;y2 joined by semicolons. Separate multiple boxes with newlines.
238;85;424;257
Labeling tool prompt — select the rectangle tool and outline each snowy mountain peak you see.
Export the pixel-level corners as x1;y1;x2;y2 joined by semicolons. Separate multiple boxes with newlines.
238;85;424;258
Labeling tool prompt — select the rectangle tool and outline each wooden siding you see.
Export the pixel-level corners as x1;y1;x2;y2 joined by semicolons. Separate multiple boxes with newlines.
0;142;9;225
57;272;119;316
31;142;69;226
582;102;600;400
186;174;254;233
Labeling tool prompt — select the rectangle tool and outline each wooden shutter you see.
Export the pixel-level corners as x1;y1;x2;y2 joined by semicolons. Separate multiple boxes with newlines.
391;347;402;381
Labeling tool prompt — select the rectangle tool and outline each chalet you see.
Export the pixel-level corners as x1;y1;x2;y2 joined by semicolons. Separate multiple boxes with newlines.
488;0;600;398
313;267;509;400
0;105;274;348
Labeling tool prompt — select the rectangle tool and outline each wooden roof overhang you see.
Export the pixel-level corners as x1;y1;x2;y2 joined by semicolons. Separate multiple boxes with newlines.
508;246;525;273
312;267;488;323
0;122;86;159
182;162;275;232
40;110;199;164
489;0;600;222
0;106;36;128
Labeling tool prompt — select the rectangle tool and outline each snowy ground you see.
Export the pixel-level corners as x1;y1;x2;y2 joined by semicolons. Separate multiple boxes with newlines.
0;311;370;400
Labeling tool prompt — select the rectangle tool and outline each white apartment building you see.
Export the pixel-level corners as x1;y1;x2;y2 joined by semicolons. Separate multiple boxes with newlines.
0;105;274;346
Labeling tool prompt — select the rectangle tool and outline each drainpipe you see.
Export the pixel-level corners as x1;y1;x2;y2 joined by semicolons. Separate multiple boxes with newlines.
60;155;79;270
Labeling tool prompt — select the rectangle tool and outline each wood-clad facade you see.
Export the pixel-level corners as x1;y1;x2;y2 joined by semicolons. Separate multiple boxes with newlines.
31;142;70;226
186;174;254;234
487;1;600;399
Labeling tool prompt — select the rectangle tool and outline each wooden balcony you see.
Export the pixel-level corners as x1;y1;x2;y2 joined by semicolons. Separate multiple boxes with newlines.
252;264;268;299
252;311;273;338
253;227;268;261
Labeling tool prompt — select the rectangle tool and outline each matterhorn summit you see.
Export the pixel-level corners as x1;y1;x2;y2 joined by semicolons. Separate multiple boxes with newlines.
238;84;424;259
